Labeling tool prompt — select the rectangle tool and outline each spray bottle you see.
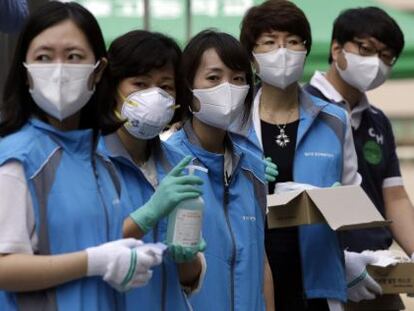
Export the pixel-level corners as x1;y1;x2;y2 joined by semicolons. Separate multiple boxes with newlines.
166;164;207;247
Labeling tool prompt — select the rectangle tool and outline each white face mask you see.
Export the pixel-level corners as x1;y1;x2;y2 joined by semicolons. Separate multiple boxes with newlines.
120;87;176;139
253;48;307;89
192;82;249;131
336;50;391;92
24;62;99;121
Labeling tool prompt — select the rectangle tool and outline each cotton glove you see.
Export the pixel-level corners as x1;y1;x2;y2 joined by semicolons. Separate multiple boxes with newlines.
130;156;203;233
86;238;164;291
345;250;383;302
263;157;278;183
169;238;207;263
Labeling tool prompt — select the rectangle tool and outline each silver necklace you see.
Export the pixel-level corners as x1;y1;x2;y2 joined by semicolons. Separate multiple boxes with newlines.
275;109;295;148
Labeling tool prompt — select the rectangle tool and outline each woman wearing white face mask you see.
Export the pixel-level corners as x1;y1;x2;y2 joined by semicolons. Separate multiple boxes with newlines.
167;29;274;311
98;30;207;311
240;1;361;311
0;3;164;311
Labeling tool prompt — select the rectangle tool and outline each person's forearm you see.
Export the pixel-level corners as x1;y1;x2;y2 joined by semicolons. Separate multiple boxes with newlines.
384;186;414;255
387;203;414;256
264;255;275;311
387;200;414;254
0;252;87;292
178;255;202;288
123;217;146;239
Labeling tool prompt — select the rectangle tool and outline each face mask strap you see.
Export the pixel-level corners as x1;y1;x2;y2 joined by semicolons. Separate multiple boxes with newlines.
115;109;136;130
114;109;127;122
118;90;140;107
94;60;101;70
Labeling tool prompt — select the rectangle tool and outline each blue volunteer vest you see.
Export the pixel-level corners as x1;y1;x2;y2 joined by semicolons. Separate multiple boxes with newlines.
98;134;192;311
0;119;125;311
167;122;267;311
241;90;348;302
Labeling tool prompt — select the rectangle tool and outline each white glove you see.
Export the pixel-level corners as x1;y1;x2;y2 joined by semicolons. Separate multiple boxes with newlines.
345;251;383;302
86;238;164;291
274;182;317;194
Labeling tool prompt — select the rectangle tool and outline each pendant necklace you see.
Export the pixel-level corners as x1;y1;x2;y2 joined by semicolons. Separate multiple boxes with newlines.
275;108;295;148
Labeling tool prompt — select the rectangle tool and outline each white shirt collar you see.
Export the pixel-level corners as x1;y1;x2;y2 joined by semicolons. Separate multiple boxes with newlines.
252;87;263;148
253;87;262;110
310;71;345;104
309;71;372;130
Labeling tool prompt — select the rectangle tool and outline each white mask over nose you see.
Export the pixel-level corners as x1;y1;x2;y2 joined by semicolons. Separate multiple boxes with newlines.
253;48;307;89
336;50;391;92
120;87;176;139
24;62;99;121
192;82;249;131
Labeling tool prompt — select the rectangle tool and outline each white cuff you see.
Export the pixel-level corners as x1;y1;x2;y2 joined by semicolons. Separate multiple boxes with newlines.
86;247;107;277
382;177;404;188
0;242;34;255
327;299;344;311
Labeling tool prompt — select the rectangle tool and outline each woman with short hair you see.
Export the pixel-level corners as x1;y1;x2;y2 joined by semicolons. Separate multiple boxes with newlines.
239;1;361;310
168;29;272;311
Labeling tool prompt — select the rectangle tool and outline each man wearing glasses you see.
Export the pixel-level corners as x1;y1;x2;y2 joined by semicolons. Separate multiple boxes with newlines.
305;7;414;310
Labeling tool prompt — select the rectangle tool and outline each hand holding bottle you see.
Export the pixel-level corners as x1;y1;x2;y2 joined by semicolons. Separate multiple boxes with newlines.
130;156;203;233
169;238;207;263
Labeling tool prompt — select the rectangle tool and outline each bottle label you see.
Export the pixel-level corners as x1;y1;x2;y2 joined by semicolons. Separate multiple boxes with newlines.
172;209;202;247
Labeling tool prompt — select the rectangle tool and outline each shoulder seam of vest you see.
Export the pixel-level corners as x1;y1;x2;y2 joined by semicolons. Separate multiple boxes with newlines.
30;146;61;179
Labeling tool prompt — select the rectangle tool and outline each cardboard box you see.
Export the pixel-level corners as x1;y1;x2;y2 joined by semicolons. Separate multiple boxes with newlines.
344;294;405;311
267;185;389;230
367;262;414;294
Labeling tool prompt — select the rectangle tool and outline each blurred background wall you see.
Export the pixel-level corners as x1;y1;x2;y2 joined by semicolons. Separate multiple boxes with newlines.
61;0;414;165
1;0;413;305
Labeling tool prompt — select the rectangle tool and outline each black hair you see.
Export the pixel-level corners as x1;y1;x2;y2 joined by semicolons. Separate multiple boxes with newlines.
179;29;253;124
329;7;405;63
240;0;312;57
0;1;121;137
107;30;182;124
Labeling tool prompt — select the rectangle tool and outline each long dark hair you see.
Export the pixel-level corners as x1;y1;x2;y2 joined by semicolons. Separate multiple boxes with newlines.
179;29;253;124
107;30;182;125
0;1;121;137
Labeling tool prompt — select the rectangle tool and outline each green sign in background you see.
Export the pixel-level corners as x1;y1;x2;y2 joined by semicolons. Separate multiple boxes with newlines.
75;0;414;80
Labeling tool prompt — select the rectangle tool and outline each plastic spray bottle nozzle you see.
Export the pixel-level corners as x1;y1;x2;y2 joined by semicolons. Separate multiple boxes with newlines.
186;165;208;175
